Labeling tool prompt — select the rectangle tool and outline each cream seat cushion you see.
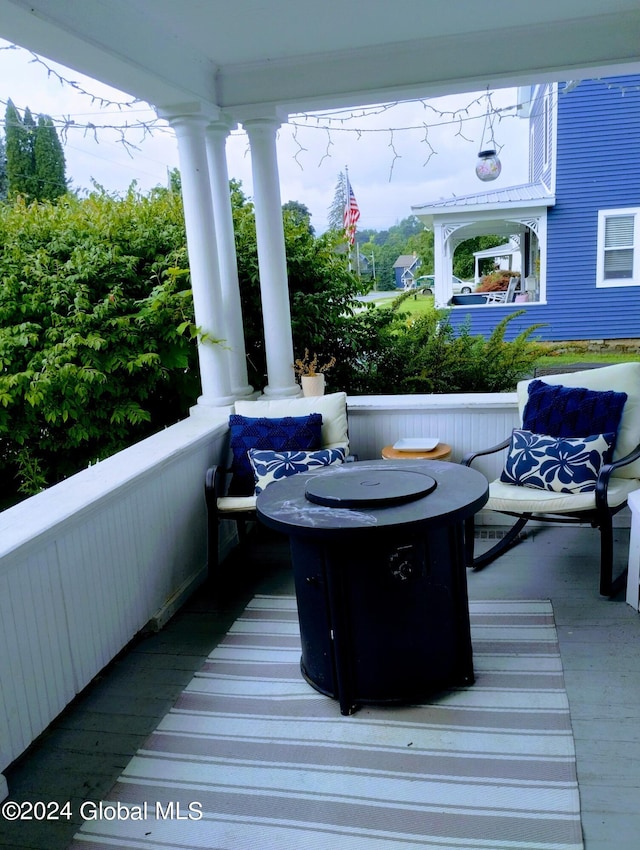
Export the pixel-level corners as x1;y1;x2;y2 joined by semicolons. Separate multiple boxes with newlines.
217;495;259;512
488;476;639;515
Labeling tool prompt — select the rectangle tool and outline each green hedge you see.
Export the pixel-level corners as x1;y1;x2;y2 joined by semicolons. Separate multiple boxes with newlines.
0;187;199;501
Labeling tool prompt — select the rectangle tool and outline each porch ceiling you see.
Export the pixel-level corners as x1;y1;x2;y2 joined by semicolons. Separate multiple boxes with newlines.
0;1;639;115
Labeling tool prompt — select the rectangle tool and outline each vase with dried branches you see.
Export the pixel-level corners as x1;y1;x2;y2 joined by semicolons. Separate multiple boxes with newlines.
293;349;336;396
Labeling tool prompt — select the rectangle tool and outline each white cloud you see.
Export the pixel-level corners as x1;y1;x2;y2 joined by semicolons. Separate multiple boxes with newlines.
0;39;530;232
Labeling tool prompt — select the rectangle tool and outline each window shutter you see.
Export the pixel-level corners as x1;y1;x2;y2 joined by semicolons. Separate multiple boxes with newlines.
604;215;634;279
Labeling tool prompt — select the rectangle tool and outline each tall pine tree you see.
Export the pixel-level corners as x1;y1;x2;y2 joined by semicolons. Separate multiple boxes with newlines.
0;134;7;200
34;115;67;201
5;99;34;199
327;171;347;233
4;100;67;202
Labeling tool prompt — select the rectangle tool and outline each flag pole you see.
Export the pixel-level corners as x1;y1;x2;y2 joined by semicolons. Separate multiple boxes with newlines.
345;165;352;272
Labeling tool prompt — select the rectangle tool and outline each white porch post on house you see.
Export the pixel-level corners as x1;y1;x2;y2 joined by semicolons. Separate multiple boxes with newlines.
205;117;253;398
158;105;234;408
432;222;452;308
242;113;299;398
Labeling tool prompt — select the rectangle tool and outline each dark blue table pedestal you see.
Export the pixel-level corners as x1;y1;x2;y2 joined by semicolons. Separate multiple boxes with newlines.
256;460;489;715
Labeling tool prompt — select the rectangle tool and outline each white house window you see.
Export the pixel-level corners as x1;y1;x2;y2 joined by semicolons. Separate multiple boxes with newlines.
596;208;640;287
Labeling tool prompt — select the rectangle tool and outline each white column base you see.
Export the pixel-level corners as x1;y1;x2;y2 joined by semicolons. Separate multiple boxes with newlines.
261;383;302;399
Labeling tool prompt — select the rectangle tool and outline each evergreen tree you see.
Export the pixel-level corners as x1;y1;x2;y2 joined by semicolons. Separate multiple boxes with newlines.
34;115;67;201
4;100;67;202
5;99;34;199
0;135;7;200
327;171;347;233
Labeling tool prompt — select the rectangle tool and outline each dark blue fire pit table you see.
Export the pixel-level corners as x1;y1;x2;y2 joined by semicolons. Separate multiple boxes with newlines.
256;459;489;715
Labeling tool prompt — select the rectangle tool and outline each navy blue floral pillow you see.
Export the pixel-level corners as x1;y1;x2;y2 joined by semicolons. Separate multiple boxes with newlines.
248;447;346;494
228;413;323;495
522;380;627;441
500;429;615;493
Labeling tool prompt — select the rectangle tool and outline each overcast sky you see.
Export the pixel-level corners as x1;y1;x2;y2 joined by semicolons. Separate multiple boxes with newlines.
0;38;531;233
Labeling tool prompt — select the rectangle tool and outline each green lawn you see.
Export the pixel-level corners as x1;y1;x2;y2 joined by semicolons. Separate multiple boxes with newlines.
368;291;436;316
535;349;640;368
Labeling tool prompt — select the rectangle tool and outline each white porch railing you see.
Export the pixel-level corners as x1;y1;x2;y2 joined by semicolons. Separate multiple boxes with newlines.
347;392;519;499
0;411;231;797
0;389;568;798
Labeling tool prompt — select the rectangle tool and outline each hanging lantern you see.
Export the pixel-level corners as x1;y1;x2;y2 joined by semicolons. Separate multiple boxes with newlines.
475;93;502;182
476;148;502;182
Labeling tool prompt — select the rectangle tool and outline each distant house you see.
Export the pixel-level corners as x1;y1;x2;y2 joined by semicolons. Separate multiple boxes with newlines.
412;74;640;341
393;254;421;288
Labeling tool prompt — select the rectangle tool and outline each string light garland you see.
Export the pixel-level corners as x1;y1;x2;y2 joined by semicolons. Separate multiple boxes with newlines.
0;42;517;173
0;43;168;157
288;96;518;180
1;42;637;179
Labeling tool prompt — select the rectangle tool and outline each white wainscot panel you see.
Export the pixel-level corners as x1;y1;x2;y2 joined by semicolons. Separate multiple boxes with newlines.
0;413;229;791
347;394;519;526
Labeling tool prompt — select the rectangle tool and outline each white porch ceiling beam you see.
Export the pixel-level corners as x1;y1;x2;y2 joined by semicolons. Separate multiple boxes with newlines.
0;0;216;107
218;12;640;113
0;2;638;114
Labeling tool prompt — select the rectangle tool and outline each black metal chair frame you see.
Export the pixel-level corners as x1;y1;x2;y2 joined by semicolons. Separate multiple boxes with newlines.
461;437;640;597
204;462;253;585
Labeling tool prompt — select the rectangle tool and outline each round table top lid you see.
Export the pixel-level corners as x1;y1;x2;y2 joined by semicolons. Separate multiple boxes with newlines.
256;460;490;535
305;467;437;508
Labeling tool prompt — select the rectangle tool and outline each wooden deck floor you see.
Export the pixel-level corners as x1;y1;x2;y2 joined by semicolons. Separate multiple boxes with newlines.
1;522;639;850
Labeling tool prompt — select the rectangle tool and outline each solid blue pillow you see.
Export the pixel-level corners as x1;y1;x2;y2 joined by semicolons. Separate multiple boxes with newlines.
228;413;323;495
522;380;627;441
500;429;615;493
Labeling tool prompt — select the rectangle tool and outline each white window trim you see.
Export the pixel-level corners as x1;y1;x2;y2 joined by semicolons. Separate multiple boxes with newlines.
596;207;640;288
542;89;551;171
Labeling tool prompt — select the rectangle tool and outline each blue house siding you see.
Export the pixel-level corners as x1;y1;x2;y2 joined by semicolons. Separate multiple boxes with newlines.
447;75;640;342
546;75;640;340
394;267;406;288
393;255;420;288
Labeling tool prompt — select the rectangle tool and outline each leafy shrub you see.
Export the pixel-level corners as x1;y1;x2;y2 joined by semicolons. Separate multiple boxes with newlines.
334;304;547;395
476;269;520;292
231;181;368;390
0;186;200;502
0;178;546;506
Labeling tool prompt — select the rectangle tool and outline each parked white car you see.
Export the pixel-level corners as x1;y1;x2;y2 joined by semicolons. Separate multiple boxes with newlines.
411;275;474;295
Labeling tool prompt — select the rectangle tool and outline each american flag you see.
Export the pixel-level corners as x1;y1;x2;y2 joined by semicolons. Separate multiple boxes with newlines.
344;182;360;245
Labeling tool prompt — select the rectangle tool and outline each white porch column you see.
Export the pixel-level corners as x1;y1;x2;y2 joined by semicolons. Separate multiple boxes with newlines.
205;117;253;398
158;106;234;408
242;114;299;398
433;222;450;308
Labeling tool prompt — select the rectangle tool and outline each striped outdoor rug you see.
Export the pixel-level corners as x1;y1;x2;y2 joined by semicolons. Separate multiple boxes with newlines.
70;596;583;850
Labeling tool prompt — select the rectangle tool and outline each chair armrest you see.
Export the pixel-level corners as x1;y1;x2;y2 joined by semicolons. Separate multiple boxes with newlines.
205;464;230;515
461;437;511;468
596;442;640;509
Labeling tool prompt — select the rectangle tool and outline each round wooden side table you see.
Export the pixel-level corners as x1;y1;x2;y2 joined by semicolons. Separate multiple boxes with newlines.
381;442;452;462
